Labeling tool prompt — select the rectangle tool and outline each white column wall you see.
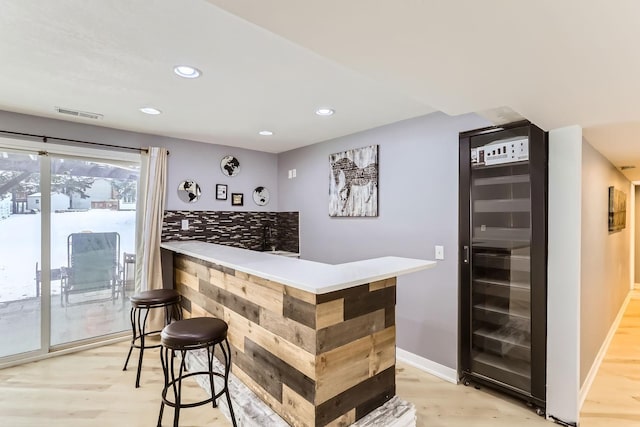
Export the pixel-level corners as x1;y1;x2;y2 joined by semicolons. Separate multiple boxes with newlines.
547;126;582;424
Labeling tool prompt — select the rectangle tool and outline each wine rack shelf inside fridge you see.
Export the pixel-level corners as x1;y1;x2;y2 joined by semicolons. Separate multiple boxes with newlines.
459;121;547;410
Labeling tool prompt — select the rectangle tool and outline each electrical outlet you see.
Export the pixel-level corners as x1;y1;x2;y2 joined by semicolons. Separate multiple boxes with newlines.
292;169;297;178
181;219;189;230
288;170;293;179
435;245;444;260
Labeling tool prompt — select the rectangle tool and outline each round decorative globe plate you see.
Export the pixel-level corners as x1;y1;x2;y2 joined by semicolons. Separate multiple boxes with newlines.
177;180;201;203
220;155;240;177
253;186;270;206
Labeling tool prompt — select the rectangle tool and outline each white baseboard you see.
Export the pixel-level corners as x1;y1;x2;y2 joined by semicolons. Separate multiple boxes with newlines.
396;347;457;384
579;291;632;409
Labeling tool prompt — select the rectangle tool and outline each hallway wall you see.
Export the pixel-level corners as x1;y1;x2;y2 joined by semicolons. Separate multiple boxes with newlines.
580;140;631;384
635;186;640;284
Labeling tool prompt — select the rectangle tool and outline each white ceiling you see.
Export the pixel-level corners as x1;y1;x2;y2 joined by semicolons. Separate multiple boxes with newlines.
0;0;433;153
1;1;640;178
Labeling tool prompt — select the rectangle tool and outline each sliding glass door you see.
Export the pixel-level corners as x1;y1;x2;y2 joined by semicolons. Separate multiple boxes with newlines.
0;149;42;358
0;143;139;361
49;155;138;347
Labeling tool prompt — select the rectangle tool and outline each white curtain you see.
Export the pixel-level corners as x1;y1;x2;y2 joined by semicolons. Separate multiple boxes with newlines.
134;147;168;294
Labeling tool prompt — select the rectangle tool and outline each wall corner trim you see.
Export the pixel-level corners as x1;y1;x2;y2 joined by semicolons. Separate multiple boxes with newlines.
579;290;632;409
396;347;458;384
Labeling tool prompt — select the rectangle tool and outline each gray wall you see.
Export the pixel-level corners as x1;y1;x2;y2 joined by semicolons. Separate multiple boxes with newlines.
0;110;278;211
0;110;144;150
161;138;277;211
580;140;630;385
277;112;490;367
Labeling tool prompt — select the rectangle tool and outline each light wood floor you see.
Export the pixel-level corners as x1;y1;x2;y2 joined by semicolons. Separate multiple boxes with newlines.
0;341;549;427
580;289;640;427
3;294;638;427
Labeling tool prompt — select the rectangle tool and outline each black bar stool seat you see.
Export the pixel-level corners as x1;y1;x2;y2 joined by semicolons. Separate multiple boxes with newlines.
160;317;228;349
131;289;182;307
157;317;237;427
123;288;182;388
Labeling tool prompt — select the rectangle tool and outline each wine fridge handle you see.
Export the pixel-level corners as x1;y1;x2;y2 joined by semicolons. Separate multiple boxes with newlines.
463;246;470;264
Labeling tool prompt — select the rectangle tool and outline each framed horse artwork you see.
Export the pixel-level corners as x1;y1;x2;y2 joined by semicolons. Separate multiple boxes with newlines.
329;145;378;217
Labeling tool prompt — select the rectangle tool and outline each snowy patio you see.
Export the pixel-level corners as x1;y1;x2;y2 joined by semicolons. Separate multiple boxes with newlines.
0;210;136;358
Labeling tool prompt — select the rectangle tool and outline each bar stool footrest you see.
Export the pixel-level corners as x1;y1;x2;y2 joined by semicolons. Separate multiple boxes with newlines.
160;370;228;409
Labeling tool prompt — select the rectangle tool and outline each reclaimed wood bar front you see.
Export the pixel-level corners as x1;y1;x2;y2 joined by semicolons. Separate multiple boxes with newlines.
161;241;435;427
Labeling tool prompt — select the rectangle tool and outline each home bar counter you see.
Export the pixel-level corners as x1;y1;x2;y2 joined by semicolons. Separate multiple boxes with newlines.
161;241;436;427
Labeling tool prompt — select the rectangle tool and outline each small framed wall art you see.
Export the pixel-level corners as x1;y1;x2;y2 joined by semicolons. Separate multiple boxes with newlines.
329;145;378;217
231;193;244;206
608;186;627;232
216;184;228;200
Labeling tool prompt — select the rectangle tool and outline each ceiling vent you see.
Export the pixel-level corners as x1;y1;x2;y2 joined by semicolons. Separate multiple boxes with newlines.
55;106;103;120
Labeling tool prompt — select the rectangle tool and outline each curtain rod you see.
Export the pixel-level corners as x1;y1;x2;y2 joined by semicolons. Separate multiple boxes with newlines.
0;129;151;154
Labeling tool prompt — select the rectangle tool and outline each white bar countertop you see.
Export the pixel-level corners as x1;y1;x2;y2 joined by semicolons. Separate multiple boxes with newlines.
161;240;436;294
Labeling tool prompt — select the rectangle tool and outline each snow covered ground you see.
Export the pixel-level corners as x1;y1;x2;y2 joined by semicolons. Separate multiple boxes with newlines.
0;210;136;302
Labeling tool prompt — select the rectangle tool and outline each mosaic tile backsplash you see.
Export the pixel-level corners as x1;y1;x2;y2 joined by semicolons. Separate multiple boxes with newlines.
162;211;299;253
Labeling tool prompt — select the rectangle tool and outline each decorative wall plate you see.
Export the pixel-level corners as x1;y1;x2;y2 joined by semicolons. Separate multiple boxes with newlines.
253;186;270;206
220;155;240;177
177;180;201;203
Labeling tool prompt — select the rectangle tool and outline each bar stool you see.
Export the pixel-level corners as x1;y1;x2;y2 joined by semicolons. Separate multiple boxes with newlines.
123;289;182;388
157;317;237;427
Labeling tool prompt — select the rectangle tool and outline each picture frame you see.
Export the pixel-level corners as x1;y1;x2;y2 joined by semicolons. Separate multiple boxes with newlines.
608;186;627;232
216;184;228;200
329;145;378;217
231;193;244;206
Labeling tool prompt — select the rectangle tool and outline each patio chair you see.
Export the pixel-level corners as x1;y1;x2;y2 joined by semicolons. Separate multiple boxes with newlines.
62;232;121;306
121;252;136;303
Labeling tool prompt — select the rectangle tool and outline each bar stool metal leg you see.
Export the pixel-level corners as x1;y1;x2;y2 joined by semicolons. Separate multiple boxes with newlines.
174;350;187;427
157;346;168;427
221;339;237;426
208;347;217;408
122;306;137;371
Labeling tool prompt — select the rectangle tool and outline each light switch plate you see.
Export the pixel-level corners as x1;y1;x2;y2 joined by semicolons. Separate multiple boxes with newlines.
435;245;444;260
181;219;189;230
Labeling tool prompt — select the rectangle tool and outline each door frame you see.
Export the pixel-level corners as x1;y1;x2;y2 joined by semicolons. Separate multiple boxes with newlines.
0;136;140;368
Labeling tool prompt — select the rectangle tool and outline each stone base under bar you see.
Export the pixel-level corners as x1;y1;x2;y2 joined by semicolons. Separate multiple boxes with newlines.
187;350;416;427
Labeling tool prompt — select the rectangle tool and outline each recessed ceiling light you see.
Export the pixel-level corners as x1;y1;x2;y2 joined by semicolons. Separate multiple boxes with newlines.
173;65;201;79
139;107;161;115
315;108;335;116
259;130;274;136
